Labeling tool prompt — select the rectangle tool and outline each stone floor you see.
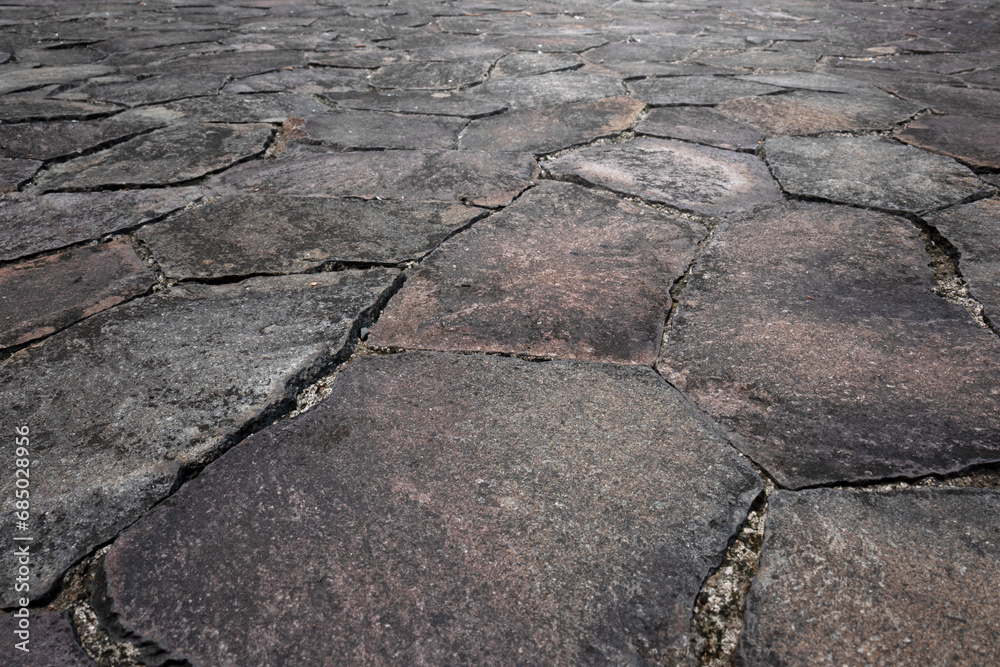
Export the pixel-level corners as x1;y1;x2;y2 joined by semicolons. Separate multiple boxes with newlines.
1;0;998;665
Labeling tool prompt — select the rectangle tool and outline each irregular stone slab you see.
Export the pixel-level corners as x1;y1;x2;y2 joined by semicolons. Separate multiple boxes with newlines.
0;116;165;161
0;64;116;94
149;49;308;79
0;611;94;666
469;71;625;109
735;71;871;93
925;198;1000;318
692;49;820;72
0;269;398;605
626;76;784;106
309;51;404;68
0;97;117;122
149;93;329;123
766;135;988;213
897;114;1000;170
138;196;483;279
329;90;506;118
493;51;581;77
370;182;704;363
657;202;1000;487
459;97;643;154
368;61;490;90
487;33;609;53
0;239;153;348
0;187;201;261
207;150;538;208
0;157;41;192
880;81;1000;119
718;90;923;136
59;74;228;107
101;351;763;665
546;137;782;216
584;39;696;66
301;110;466;150
636;106;764;152
224;67;369;94
34;123;273;192
742;488;1000;666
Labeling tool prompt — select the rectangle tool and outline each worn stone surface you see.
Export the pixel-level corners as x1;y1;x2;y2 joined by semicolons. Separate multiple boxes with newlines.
370;182;704;364
0;239;154;349
138;195;482;279
460;97;643;154
742;488;1000;666
925;198;1000;319
0;270;398;605
735;72;871;93
58;74;229;107
0;64;116;95
635;106;764;152
0;157;41;192
493;52;581;77
626;76;784;106
469;72;625;108
0;116;166;161
879;81;1000;119
546;137;782;216
657;201;1000;488
0;611;94;666
329;90;506;117
766;135;988;213
224;67;369;94
300;109;466;150
369;61;490;90
897;114;1000;170
207;150;538;208
143;93;329;123
0;98;117;123
101;351;763;665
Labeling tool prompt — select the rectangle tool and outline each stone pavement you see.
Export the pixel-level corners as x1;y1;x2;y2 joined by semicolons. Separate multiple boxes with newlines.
0;0;998;665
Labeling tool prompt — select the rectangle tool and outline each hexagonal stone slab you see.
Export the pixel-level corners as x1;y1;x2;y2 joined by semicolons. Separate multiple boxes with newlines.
0;157;41;192
0;270;398;605
897;114;1000;170
0;611;94;666
742;488;1000;666
469;72;625;109
635;106;764;152
546;137;782;216
137;196;484;279
459;97;643;154
329;91;506;118
626;76;784;106
766;136;988;213
0;239;153;348
925;197;1000;318
368;61;490;90
300;110;466;150
657;202;1000;488
100;351;763;665
34;123;273;192
370;181;704;364
0;116;166;161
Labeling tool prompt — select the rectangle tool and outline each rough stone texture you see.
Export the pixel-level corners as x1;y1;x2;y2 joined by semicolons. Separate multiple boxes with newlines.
896;114;1000;170
0;270;398;605
301;109;466;150
635;106;764;152
718;90;923;136
0;116;166;161
0;157;41;192
546;137;783;216
657;201;1000;488
368;61;490;90
735;72;871;93
742;488;1000;666
138;195;483;279
493;52;582;77
469;72;625;109
766;135;988;213
370;182;704;364
0;611;95;666
34;123;273;192
330;90;506;118
925;197;1000;319
879;81;1000;119
626;76;784;106
0;188;201;262
224;67;369;94
0;98;116;122
459;97;643;154
0;64;116;95
101;351;763;666
0;239;154;349
207;150;538;208
154;93;332;123
59;74;229;108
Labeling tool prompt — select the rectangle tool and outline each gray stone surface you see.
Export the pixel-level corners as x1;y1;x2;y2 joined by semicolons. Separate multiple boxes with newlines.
879;81;1000;119
58;74;229;107
100;351;763;665
0;116;166;161
635;106;764;152
0;611;94;666
300;109;466;150
897;114;1000;170
137;93;330;124
0;98;117;123
369;61;490;90
626;76;784;106
0;64;116;95
329;90;506;118
224;67;370;94
0;270;398;605
0;157;41;192
735;72;871;93
469;71;625;108
493;51;582;77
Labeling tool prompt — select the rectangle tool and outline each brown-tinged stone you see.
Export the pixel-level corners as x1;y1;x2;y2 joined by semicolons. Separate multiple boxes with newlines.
469;71;625;109
0;269;399;605
370;181;704;364
718;90;922;135
742;488;1000;666
34;123;273;192
0;116;166;161
657;201;1000;488
301;109;466;150
0;239;153;348
207;150;538;208
896;114;1000;170
626;76;784;106
635;106;764;152
545;137;782;216
879;81;1000;119
459;97;643;154
137;195;483;279
329;90;506;118
0;611;94;666
925;197;1000;319
368;61;490;90
100;351;763;666
0;98;117;122
0;158;41;192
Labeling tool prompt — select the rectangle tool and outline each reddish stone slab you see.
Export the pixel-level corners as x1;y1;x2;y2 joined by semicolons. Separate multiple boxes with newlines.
657;201;1000;488
897;114;1000;170
370;181;704;364
742;488;1000;666
635;106;764;152
301;109;466;150
0;611;94;666
626;76;784;106
925;197;1000;319
100;352;763;665
718;90;922;135
545;137;783;216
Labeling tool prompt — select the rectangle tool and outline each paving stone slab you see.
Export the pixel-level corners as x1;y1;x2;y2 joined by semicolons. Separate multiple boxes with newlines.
0;239;153;349
100;351;763;665
370;181;704;364
148;49;308;79
691;49;820;72
138;195;483;279
718;90;923;136
879;81;1000;119
734;71;872;93
0;611;94;666
459;97;643;154
657;201;1000;488
0;97;118;122
207;150;538;208
329;90;506;118
224;67;370;93
493;51;582;77
635;106;764;152
626;76;785;106
34;123;273;192
58;74;228;107
300;109;466;150
0;64;117;95
487;33;610;52
0;116;166;161
148;93;330;123
766;135;988;213
742;488;1000;666
469;71;625;109
925;197;1000;319
546;137;782;216
368;61;491;90
309;51;404;69
0;187;201;262
0;269;398;605
896;114;1000;170
0;157;41;192
584;39;696;66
